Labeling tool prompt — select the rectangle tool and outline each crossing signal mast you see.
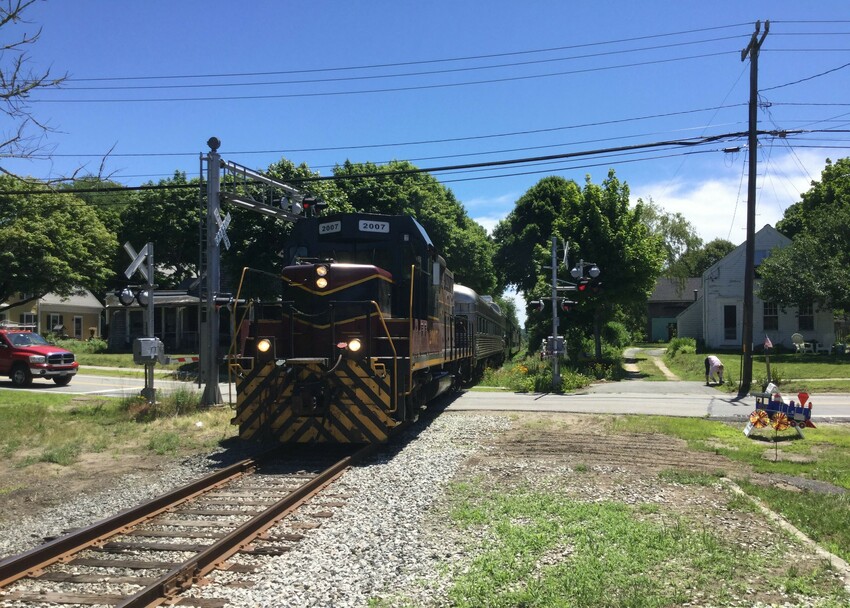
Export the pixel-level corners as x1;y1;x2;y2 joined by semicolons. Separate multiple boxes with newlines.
200;137;325;406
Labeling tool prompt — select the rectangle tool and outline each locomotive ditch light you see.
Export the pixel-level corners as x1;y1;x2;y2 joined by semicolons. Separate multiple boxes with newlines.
257;339;272;353
316;277;328;289
337;338;365;359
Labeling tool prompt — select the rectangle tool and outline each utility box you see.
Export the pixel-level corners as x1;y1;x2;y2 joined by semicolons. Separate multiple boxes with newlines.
133;337;164;364
546;336;565;356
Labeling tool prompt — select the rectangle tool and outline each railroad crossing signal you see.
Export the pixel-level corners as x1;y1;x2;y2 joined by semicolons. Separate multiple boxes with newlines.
527;300;545;313
123;242;150;281
561;299;576;312
215;212;231;250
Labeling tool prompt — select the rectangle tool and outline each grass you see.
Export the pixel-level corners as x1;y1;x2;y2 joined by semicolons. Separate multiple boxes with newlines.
612;415;850;563
661;348;850;393
430;480;849;607
0;389;236;471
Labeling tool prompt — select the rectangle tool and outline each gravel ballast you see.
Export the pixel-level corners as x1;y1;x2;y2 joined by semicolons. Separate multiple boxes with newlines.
0;411;511;607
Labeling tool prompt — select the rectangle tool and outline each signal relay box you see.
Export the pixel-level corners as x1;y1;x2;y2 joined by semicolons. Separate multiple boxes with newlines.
133;337;164;364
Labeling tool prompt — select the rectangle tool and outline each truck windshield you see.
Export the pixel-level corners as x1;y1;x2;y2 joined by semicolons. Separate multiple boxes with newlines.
8;332;49;346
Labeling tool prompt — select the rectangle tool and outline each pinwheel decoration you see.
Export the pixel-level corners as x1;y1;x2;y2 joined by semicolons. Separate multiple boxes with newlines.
771;412;790;432
749;409;769;428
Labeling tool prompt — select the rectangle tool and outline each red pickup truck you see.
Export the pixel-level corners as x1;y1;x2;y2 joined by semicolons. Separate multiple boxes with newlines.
0;327;79;387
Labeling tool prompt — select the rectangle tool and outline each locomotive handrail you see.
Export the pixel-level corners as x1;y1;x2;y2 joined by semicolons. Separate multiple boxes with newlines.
369;300;399;414
406;264;415;397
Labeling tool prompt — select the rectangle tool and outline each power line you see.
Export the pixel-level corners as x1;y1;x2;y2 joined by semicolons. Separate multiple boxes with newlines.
16;104;749;159
29;51;737;103
63;23;754;83
3;131;756;197
59;36;747;92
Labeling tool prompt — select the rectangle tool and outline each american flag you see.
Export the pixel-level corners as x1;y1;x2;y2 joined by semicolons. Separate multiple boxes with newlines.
764;335;773;349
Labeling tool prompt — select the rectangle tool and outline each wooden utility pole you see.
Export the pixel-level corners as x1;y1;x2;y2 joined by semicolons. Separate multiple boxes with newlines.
738;20;769;398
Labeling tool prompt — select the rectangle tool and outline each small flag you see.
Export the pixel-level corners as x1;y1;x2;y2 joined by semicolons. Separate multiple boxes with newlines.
764;335;773;349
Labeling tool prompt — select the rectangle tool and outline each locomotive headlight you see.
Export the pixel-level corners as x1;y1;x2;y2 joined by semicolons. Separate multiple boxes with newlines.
316;277;328;289
315;265;329;277
256;337;274;362
347;338;362;352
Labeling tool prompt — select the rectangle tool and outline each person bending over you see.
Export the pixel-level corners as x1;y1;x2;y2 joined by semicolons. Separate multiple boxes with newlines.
704;355;724;385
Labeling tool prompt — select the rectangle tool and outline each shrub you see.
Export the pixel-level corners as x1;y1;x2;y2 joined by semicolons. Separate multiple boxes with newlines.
50;336;108;354
666;337;696;358
601;321;631;349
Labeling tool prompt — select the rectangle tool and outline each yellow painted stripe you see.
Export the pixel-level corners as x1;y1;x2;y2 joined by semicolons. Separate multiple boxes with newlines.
289;273;393;296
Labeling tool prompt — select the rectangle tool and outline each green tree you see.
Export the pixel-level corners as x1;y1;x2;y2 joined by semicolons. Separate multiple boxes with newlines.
672;238;736;278
332;160;498;296
759;202;850;312
639;197;703;278
759;158;850;312
0;176;116;310
117;172;201;289
494;172;664;357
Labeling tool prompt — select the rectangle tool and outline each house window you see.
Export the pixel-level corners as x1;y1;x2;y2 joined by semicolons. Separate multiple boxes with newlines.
48;313;64;333
724;305;737;340
19;313;35;328
798;302;814;331
763;301;779;331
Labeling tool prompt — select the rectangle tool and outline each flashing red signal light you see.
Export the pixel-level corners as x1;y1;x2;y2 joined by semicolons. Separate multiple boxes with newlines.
561;299;576;312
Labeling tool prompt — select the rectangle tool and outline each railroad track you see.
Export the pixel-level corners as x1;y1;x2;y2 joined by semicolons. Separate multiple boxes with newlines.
0;444;375;607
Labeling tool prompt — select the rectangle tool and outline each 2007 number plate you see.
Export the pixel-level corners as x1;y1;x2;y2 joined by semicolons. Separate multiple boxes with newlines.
358;220;389;233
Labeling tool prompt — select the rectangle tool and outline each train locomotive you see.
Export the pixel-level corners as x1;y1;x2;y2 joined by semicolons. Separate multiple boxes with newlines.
229;212;515;444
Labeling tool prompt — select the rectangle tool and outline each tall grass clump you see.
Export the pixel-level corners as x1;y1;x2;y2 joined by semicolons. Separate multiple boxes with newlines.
122;386;202;422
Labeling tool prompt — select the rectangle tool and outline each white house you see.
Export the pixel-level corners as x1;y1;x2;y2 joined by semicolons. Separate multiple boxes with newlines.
677;225;834;351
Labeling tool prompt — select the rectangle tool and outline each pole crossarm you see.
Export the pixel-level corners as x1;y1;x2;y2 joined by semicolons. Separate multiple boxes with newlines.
219;159;307;221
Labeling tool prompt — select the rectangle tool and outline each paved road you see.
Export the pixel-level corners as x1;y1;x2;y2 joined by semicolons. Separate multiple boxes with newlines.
4;366;848;423
446;380;850;422
0;372;238;403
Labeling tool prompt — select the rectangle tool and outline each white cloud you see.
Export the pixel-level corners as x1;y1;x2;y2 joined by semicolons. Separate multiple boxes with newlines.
465;191;519;235
632;149;830;244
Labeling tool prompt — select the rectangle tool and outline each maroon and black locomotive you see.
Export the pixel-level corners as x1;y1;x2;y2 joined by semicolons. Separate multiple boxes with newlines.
229;212;517;443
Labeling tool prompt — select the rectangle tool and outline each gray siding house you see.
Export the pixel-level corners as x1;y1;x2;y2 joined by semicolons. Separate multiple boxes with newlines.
677;225;834;351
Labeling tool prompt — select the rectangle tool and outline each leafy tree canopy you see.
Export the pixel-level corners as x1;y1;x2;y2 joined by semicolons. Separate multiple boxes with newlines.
117;172;201;289
639;197;703;277
759;165;850;312
494;172;665;351
0;175;116;310
671;238;736;278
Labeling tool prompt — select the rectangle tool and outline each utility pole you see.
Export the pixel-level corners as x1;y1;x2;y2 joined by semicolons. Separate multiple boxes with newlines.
738;20;769;398
550;235;560;390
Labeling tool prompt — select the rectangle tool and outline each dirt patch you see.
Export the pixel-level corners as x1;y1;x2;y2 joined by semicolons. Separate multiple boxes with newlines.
0;451;174;521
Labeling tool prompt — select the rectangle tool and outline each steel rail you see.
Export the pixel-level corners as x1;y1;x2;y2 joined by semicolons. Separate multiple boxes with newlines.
0;455;263;588
119;444;377;607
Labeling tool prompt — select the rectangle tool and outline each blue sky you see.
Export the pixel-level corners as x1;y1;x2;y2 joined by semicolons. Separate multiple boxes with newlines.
8;2;850;287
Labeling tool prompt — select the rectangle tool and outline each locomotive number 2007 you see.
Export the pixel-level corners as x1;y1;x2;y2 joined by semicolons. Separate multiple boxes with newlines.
319;221;342;234
358;220;390;233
